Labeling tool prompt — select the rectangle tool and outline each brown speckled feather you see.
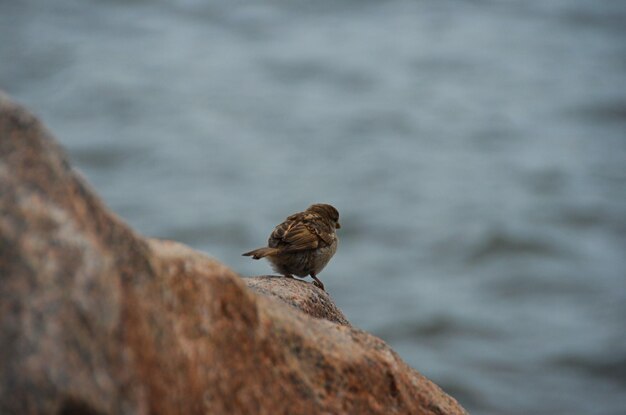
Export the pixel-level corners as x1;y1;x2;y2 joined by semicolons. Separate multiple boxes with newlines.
269;211;334;252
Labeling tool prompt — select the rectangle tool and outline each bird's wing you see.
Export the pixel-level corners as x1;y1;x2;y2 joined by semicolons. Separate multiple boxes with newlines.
313;225;334;246
269;218;320;252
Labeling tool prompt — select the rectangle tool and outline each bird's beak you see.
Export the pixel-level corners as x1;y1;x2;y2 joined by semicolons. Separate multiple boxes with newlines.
335;222;341;229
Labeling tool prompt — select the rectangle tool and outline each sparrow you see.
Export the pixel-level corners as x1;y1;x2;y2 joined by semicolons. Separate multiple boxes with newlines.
243;203;340;291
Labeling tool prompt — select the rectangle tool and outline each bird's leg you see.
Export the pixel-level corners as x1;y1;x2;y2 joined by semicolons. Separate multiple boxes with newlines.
310;273;325;291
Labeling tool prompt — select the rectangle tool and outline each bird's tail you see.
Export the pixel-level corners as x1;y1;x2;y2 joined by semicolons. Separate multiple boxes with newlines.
242;247;279;259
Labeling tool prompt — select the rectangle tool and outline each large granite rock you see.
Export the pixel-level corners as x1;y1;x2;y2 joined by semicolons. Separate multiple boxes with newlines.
0;92;467;415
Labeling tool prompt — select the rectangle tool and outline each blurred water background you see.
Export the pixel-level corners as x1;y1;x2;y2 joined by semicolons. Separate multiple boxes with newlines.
2;0;626;413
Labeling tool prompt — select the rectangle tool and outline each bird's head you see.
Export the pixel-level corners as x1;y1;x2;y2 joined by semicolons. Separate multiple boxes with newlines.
307;203;340;229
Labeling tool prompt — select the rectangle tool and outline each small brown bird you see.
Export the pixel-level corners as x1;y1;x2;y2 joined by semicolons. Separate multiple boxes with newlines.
242;203;340;291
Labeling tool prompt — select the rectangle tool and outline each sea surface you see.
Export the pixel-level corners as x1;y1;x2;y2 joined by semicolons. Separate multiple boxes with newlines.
2;1;626;413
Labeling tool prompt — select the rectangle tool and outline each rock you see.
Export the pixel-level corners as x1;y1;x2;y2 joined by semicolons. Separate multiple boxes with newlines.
244;276;351;326
0;92;468;415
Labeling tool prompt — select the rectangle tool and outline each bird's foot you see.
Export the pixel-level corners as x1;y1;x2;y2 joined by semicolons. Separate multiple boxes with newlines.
310;275;325;291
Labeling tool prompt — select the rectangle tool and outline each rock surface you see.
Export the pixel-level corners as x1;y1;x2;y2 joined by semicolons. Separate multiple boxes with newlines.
245;276;351;326
0;92;467;415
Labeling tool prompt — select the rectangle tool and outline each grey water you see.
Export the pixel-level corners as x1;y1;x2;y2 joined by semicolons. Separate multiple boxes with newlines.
2;0;626;413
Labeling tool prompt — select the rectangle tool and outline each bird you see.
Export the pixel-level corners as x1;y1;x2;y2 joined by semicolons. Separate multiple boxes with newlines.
242;203;340;291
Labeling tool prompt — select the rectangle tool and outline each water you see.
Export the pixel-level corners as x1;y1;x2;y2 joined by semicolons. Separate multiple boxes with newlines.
2;1;626;413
